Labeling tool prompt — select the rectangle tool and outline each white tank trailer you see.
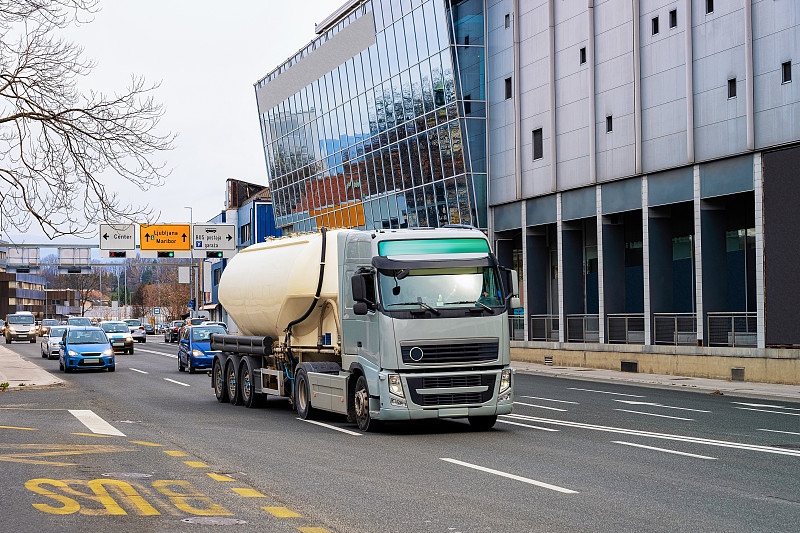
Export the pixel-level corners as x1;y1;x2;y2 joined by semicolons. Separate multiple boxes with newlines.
212;227;518;431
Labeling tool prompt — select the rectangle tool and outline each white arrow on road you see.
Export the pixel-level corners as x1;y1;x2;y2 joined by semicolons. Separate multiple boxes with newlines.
613;399;711;413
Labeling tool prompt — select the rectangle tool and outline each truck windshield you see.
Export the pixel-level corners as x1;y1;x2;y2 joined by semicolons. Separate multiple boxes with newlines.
8;315;34;324
378;266;504;312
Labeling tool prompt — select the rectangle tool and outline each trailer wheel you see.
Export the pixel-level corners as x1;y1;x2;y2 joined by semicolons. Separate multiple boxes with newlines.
226;356;243;405
213;357;228;403
468;415;497;430
239;357;262;409
294;367;315;420
353;375;380;432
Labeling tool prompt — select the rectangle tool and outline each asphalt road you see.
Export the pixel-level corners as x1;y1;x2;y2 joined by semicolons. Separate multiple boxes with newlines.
1;336;798;533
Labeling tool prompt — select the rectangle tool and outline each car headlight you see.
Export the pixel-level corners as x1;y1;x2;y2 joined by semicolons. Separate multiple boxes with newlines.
103;349;114;356
191;349;203;358
499;368;512;394
388;374;404;398
67;350;79;357
7;326;15;332
125;335;132;341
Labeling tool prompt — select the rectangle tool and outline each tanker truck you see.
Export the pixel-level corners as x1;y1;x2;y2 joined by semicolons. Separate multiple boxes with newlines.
211;226;519;431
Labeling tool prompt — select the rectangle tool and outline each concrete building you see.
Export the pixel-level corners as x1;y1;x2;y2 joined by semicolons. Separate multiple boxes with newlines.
253;0;800;383
0;273;46;319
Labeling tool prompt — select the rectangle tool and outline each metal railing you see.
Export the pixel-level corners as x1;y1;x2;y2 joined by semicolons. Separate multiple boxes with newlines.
509;315;525;341
707;312;757;347
530;314;559;342
566;314;600;343
654;313;698;346
607;313;645;344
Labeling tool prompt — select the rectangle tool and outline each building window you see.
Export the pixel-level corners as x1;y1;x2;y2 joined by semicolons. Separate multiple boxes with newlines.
652;16;659;35
213;269;221;286
464;35;469;45
669;9;677;28
706;0;713;14
532;129;543;161
728;78;737;99
505;14;510;29
240;222;252;243
505;77;512;100
464;94;472;115
782;61;792;84
579;47;586;65
606;115;613;133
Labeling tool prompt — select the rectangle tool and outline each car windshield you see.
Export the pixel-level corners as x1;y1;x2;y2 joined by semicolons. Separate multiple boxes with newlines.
191;327;226;342
48;327;67;338
67;330;108;344
8;315;35;324
124;320;141;327
102;323;129;333
172;322;183;327
68;318;91;326
378;266;504;311
43;319;60;326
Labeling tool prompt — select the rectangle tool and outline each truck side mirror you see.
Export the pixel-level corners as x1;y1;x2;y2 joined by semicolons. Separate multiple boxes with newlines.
510;296;522;309
510;270;520;297
353;302;369;315
351;274;367;303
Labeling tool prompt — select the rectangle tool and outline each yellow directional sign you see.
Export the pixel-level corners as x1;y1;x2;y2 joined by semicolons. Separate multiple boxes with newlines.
140;224;192;251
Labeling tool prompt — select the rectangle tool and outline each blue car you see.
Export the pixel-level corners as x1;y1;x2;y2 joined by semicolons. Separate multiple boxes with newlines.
59;327;116;373
177;325;226;373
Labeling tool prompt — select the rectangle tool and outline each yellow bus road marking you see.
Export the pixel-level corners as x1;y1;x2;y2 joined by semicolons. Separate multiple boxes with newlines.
0;444;135;466
73;433;114;437
164;450;188;457
297;528;331;533
184;461;209;468
231;487;265;497
207;473;235;481
263;506;301;518
129;441;165;447
0;425;38;431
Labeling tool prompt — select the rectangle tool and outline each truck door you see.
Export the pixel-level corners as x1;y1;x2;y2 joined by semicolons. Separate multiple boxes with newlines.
341;267;380;367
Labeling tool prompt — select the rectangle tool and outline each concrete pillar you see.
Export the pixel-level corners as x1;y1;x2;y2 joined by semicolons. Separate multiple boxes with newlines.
596;185;605;343
556;193;565;342
693;164;704;345
642;176;652;344
753;153;765;348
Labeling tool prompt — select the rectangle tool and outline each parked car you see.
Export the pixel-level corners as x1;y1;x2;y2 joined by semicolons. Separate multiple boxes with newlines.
40;319;60;336
67;317;92;327
6;312;37;343
41;325;70;360
144;324;155;335
177;325;226;373
165;320;183;343
200;321;228;333
59;327;115;372
0;319;5;335
100;321;134;354
123;319;147;343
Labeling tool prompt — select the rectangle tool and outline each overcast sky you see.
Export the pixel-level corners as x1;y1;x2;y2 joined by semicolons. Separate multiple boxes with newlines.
10;0;342;244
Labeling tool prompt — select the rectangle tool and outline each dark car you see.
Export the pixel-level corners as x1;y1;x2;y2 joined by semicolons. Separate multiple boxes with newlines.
59;327;115;372
165;320;183;343
40;319;60;336
144;324;155;334
177;325;226;373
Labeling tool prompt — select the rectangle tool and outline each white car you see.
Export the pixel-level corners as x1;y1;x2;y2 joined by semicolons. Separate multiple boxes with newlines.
124;319;147;343
41;325;70;360
100;321;135;354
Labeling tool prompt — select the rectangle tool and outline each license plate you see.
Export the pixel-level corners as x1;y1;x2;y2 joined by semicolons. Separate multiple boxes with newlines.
112;341;122;345
83;358;100;364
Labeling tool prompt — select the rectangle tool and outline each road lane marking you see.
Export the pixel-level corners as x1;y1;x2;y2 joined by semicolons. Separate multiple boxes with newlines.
0;444;135;466
129;368;148;374
298;418;362;436
757;428;800;436
263;506;301;517
138;348;178;359
613;441;717;460
733;402;800;411
207;473;235;481
164;378;190;387
69;410;125;437
567;387;644;398
72;433;113;438
513;402;567;412
164;450;188;457
185;461;209;468
297;528;331;533
130;441;164;447
231;487;265;497
734;407;800;417
0;425;38;431
497;419;560;432
614;409;694;421
503;414;800;457
613;399;710;413
519;395;579;404
441;458;578;494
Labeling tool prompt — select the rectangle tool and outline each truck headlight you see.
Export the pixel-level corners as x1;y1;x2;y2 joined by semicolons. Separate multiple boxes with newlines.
192;349;203;358
103;349;114;356
67;350;78;357
388;374;404;398
499;369;512;394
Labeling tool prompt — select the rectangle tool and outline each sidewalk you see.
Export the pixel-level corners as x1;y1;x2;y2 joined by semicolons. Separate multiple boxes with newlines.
0;345;64;391
513;360;800;402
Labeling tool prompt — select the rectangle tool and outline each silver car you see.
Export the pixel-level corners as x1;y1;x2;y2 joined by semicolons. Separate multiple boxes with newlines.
41;326;70;360
124;319;147;343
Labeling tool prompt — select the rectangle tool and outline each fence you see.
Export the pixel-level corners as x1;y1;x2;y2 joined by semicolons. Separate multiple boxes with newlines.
530;314;559;342
707;312;757;347
566;314;600;343
606;314;645;344
509;315;525;341
653;313;697;345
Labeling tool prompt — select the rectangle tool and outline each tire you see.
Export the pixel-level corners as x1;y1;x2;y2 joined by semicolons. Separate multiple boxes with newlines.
5;336;10;344
178;355;185;372
226;356;242;405
294;367;314;419
468;415;498;430
239;357;262;409
59;358;64;371
30;338;35;343
41;347;47;358
188;362;196;374
141;337;146;344
108;365;116;372
213;357;229;403
353;375;380;432
129;346;134;355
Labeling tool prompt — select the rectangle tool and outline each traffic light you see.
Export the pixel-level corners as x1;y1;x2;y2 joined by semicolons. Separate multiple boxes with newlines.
157;251;175;258
109;251;127;258
206;251;223;258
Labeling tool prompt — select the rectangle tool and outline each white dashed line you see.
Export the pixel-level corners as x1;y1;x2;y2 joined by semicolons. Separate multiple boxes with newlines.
129;368;148;374
519;395;579;405
734;407;800;417
164;378;190;387
614;409;694;421
614;399;710;413
513;402;567;412
68;409;126;436
757;428;800;436
137;348;177;359
613;441;717;460
733;402;800;411
567;387;644;398
441;458;578;494
298;419;362;436
497;419;560;432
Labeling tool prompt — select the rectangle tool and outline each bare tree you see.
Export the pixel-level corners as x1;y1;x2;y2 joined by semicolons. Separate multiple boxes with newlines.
0;0;173;238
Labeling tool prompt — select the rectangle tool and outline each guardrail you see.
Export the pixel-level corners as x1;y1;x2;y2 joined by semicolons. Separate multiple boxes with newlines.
653;313;697;346
530;314;559;342
707;312;757;347
606;313;645;344
509;315;525;341
566;314;599;343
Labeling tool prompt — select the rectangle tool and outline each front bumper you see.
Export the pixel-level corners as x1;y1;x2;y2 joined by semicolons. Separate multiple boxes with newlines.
64;355;115;370
7;332;35;340
189;356;214;370
109;339;133;352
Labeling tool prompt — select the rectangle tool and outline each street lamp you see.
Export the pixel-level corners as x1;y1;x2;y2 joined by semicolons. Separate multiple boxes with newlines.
185;206;194;317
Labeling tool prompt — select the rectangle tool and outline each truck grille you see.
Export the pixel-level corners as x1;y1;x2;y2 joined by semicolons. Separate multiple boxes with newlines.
400;340;498;365
406;374;496;407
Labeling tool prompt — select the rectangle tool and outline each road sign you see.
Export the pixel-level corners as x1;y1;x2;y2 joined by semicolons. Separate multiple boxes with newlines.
99;224;136;250
153;307;161;315
187;301;194;310
140;224;192;251
193;224;235;251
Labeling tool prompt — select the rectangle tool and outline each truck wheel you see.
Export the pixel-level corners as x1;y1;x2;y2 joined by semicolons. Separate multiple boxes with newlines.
213;357;228;403
239;357;262;409
353;375;380;432
226;356;242;405
294;367;314;420
468;415;497;430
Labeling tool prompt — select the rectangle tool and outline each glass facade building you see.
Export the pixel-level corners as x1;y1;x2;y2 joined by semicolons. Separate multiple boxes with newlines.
255;0;487;232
